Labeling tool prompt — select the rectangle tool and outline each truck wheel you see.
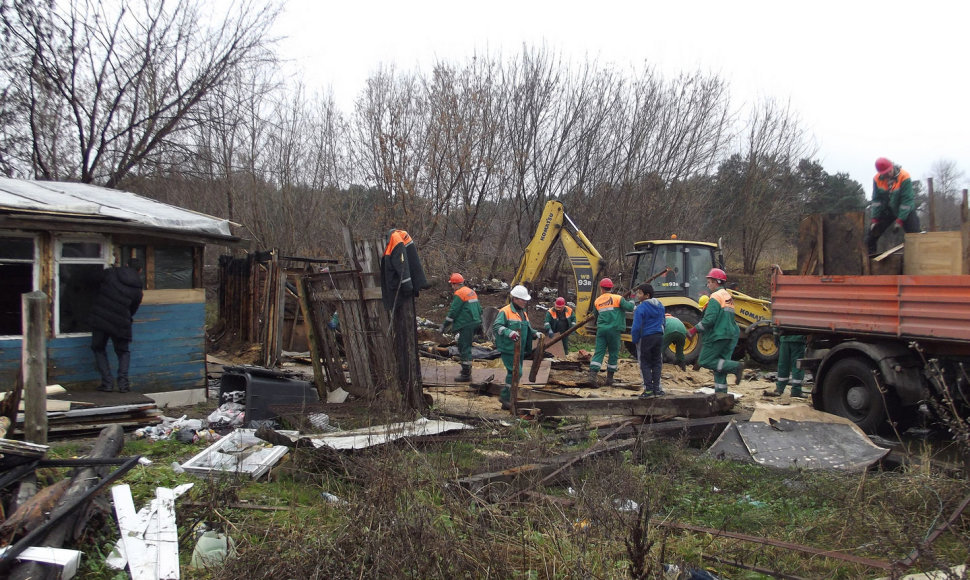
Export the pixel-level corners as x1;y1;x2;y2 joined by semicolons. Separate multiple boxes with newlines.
820;358;889;434
746;325;779;366
666;306;701;365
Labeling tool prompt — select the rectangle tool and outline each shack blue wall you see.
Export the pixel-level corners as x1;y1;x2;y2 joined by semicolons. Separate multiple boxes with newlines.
0;301;205;393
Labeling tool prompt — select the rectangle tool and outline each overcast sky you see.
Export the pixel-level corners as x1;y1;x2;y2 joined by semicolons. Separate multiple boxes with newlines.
273;0;968;194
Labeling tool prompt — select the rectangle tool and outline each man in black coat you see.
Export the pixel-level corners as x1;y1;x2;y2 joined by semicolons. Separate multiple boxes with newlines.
89;260;144;392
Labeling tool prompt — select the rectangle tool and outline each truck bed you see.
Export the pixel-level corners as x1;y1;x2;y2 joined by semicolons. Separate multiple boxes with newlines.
771;274;970;343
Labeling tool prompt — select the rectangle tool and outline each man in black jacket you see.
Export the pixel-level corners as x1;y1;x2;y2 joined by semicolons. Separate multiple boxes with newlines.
89;260;144;392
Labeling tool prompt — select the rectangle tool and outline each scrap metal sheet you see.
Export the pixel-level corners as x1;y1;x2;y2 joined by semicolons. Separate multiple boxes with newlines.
306;417;472;450
707;419;889;471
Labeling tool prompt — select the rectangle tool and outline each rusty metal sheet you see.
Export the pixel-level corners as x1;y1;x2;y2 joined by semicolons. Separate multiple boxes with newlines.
772;274;970;343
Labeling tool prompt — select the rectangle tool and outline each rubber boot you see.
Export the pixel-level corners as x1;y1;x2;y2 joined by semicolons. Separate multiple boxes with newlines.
791;386;805;399
691;360;701;372
499;385;511;410
733;361;745;385
677;360;687;372
714;384;729;394
587;368;599;387
605;371;615;386
455;363;472;383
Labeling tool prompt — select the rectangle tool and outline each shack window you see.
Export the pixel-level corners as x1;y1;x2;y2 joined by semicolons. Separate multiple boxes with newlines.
0;235;37;336
56;238;107;335
154;246;195;289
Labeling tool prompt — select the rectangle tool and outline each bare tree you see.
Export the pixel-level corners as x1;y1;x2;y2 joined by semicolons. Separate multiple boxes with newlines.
928;159;965;231
0;0;280;186
719;98;815;274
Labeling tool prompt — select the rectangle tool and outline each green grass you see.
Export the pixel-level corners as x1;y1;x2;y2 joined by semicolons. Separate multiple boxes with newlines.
43;422;969;580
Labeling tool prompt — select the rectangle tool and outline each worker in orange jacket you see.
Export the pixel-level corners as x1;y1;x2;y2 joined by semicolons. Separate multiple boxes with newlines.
441;273;482;382
588;278;635;386
867;157;920;255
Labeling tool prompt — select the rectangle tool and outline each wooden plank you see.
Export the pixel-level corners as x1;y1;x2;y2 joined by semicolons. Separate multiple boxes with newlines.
152;487;180;580
526;393;735;418
311;287;383;301
903;231;964;275
140;289;204;305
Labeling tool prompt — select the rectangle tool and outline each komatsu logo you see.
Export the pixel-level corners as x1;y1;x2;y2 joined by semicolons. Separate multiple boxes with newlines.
739;308;766;321
539;212;554;241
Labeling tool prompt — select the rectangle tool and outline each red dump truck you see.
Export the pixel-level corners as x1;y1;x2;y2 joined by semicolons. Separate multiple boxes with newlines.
770;273;970;433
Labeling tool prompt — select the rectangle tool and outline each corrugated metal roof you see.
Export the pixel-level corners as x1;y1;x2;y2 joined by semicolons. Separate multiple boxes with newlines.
0;177;235;240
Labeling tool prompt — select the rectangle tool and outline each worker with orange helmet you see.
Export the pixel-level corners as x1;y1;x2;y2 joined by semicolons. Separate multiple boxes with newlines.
686;268;743;392
441;273;482;382
544;297;576;353
588;277;635;386
867;157;920;255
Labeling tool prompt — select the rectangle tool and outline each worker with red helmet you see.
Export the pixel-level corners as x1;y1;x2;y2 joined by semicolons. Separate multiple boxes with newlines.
867;157;920;255
441;273;482;383
544;296;576;353
687;268;743;392
588;277;635;386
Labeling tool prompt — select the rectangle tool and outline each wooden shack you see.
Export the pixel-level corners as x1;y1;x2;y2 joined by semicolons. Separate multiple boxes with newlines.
0;178;240;406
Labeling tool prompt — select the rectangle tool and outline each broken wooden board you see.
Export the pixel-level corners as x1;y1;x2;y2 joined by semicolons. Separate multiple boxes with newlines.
420;360;551;386
108;483;193;578
526;393;735;419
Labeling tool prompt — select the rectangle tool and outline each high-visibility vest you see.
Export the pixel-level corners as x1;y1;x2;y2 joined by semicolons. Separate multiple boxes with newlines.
499;303;528;323
550;306;573;319
594;294;621;312
455;286;478;303
711;288;734;313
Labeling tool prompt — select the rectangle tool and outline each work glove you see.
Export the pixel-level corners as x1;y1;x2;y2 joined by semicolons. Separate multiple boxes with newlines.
547;330;555;338
870;219;878;231
687;327;697;338
894;218;904;230
509;330;520;342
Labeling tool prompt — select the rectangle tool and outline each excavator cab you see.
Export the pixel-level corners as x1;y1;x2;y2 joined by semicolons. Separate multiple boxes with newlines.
627;240;722;305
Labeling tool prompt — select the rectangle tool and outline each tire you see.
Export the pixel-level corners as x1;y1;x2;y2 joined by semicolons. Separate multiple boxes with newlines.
746;324;779;366
820;357;892;434
665;306;701;365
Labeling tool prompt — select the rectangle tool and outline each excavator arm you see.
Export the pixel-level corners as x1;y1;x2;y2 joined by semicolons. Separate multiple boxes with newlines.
511;201;604;324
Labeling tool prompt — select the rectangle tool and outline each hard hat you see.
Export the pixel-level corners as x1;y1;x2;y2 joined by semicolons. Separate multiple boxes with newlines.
510;285;531;301
698;295;710;309
599;278;614;289
448;273;464;284
555;297;566;307
670;234;677;239
875;157;893;175
706;268;727;282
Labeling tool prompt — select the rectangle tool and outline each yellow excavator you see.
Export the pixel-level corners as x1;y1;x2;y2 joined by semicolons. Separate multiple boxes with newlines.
510;200;778;366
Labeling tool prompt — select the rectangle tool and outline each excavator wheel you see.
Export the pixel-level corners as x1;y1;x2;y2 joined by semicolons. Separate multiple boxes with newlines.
745;324;779;366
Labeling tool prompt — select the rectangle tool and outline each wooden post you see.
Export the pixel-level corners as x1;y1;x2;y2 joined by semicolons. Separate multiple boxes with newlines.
928;177;936;232
962;190;969;275
21;291;48;445
296;278;327;400
510;340;521;416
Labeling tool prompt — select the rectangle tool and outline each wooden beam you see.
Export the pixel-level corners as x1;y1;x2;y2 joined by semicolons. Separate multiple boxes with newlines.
526;393;735;418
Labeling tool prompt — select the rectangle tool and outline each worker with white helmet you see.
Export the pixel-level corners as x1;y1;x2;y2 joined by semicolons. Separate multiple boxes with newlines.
493;284;536;409
441;273;482;383
687;268;743;393
588;278;635;386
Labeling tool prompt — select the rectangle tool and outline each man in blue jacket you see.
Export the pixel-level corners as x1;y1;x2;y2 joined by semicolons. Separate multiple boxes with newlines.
631;283;666;398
